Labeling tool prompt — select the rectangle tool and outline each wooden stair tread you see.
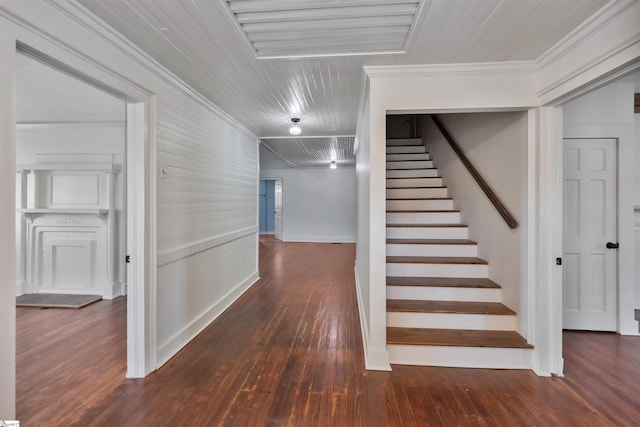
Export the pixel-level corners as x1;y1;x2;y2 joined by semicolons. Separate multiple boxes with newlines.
386;223;467;228
386;239;475;245
386;198;452;201
387;276;501;288
387;177;440;180
387;256;487;265
387;299;516;315
386;210;460;213
387;186;446;190
387;327;533;349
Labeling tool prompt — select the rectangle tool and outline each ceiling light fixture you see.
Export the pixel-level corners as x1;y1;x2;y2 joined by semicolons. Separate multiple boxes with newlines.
289;117;301;135
330;160;337;169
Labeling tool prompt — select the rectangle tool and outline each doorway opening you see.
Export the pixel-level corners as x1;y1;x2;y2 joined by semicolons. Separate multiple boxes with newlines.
12;41;156;388
260;178;283;240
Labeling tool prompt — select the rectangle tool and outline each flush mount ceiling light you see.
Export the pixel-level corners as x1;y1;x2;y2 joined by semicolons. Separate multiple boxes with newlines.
330;160;337;169
289;117;301;135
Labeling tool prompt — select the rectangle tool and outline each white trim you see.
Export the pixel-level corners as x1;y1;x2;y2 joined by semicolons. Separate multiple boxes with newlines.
260;134;355;140
156;270;260;367
125;101;155;378
537;0;637;69
532;106;564;377
535;0;640;106
354;72;369;154
42;0;259;143
16;121;125;128
387;107;529;115
364;61;538;79
526;109;538;347
354;265;391;371
158;226;258;266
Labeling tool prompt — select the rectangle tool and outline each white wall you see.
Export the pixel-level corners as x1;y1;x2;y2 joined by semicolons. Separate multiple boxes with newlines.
259;167;356;243
563;82;638;334
418;112;529;332
0;1;260;405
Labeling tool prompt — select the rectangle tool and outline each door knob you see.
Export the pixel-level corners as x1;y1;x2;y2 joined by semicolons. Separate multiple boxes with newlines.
606;242;619;249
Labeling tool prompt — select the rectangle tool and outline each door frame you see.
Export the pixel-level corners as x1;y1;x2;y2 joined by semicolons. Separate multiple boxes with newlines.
6;37;157;381
261;177;283;240
561;137;619;331
535;67;640;376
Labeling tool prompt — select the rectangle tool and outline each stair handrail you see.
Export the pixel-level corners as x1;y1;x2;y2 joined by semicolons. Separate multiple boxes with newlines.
430;115;518;229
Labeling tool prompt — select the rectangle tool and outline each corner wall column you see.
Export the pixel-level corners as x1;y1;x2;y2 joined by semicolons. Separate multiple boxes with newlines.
532;106;564;376
0;25;17;418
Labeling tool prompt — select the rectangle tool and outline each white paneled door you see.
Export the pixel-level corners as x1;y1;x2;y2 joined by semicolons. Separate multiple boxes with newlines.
274;179;283;241
563;139;617;331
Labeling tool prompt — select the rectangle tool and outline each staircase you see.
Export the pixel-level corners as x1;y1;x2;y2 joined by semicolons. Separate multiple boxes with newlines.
385;138;533;369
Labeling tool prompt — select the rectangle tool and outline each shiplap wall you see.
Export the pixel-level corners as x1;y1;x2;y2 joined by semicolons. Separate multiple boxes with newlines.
156;95;259;364
1;1;260;380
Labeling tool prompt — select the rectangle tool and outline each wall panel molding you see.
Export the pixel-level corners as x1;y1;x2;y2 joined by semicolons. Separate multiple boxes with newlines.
157;226;257;266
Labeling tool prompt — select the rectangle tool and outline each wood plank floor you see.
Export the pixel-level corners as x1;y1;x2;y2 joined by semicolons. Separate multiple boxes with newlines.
17;236;640;426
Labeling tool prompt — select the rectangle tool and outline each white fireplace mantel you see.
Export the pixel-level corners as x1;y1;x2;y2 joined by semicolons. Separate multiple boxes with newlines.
16;154;121;299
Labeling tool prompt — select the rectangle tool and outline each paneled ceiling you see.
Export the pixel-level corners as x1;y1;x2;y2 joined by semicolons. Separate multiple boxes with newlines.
261;136;355;169
77;0;608;167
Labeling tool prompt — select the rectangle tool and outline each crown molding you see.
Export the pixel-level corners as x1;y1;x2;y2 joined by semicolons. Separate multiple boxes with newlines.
36;0;258;142
536;0;636;68
535;0;640;103
364;61;538;79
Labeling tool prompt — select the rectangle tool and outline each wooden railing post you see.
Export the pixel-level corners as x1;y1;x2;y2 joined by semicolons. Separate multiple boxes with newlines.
430;115;518;229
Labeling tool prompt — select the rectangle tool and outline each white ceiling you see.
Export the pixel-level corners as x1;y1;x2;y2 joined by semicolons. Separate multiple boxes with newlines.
261;136;355;169
76;0;608;167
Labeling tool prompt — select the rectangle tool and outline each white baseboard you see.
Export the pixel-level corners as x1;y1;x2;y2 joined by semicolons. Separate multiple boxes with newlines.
102;282;123;300
15;280;27;296
156;270;260;367
354;264;391;371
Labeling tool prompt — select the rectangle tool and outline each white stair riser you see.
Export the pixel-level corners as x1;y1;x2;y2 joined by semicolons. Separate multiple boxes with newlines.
387;199;454;211
387;146;426;154
387;138;422;146
386;178;443;188
387;263;489;278
386;188;448;199
387;153;431;161
386;169;438;178
387;345;532;369
387;285;500;302
386;243;477;257
386;160;434;170
387;212;461;224
387;227;469;239
387;312;517;330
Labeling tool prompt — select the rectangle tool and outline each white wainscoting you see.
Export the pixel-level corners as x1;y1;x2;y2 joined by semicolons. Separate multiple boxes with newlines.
156;232;259;367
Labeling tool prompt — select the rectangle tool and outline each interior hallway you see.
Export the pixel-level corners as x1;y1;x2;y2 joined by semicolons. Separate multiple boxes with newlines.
17;236;640;426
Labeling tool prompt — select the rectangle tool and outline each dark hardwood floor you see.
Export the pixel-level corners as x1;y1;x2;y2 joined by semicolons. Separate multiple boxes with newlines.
17;236;640;426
